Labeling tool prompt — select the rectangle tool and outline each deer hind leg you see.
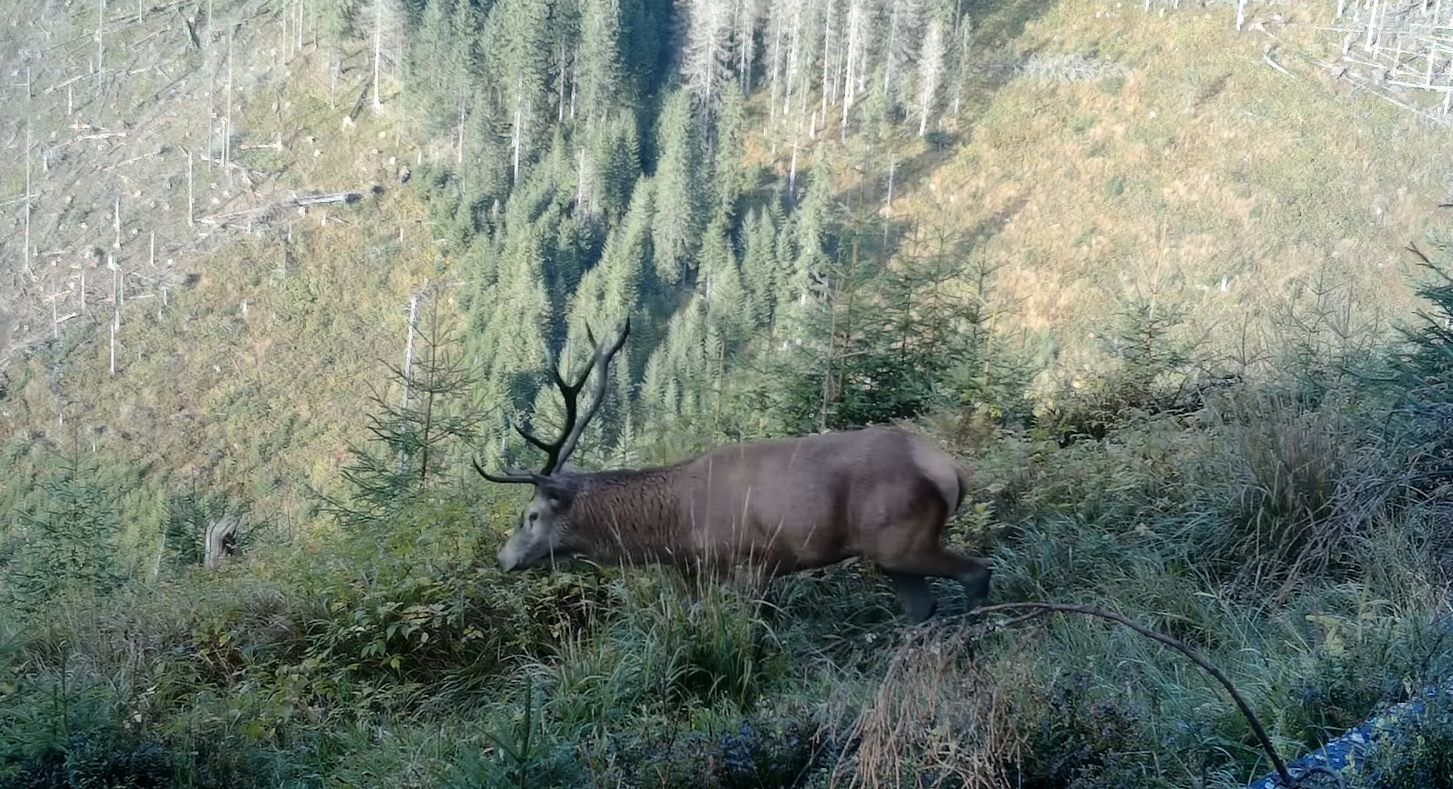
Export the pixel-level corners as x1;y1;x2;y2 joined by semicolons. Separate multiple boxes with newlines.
879;548;993;613
885;570;937;624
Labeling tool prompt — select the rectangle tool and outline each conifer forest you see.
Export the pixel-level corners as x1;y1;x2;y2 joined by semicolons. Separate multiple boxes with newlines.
2;0;1453;784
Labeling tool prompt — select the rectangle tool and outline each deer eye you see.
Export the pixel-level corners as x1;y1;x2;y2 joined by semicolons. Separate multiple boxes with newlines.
528;512;539;524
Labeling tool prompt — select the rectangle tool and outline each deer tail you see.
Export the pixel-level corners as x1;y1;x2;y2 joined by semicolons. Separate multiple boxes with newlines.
953;460;974;515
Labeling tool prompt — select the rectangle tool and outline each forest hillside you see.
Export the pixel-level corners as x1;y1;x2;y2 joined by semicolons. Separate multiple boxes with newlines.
2;0;1453;784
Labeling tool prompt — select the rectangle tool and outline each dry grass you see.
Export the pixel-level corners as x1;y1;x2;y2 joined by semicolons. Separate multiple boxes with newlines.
829;621;1026;789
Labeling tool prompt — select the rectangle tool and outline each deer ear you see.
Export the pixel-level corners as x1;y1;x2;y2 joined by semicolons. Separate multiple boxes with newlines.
538;478;579;508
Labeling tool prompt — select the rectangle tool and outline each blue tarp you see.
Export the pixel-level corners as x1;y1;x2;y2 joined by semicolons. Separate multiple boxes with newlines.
1247;686;1453;787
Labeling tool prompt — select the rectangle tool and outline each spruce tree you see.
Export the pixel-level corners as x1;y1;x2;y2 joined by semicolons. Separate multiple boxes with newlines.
587;113;642;222
650;90;706;285
741;207;781;328
489;0;552;183
6;442;124;611
579;0;631;121
325;294;485;530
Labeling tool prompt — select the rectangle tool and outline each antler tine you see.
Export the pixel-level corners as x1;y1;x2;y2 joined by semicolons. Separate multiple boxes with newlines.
566;325;598;391
471;456;540;485
553;318;630;472
510;417;555;454
484;320;631;480
514;338;593;475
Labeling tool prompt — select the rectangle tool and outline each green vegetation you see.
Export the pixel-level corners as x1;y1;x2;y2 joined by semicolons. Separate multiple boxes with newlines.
2;0;1452;784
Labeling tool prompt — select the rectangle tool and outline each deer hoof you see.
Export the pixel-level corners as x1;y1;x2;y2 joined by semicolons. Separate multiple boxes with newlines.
960;566;992;610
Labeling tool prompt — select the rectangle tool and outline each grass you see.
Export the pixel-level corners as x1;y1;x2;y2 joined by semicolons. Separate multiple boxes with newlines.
6;328;1453;786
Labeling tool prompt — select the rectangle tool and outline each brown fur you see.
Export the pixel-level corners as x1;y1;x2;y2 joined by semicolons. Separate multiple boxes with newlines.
504;425;992;623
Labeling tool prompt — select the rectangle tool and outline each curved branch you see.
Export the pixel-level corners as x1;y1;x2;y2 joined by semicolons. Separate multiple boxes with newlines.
965;602;1297;788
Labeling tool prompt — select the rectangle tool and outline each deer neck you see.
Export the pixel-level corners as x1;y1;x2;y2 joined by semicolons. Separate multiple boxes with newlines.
565;468;685;566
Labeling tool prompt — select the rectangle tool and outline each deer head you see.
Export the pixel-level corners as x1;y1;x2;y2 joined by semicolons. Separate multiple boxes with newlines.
473;319;630;571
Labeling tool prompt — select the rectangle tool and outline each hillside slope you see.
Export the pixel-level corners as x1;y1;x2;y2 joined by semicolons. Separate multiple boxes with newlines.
0;0;1448;524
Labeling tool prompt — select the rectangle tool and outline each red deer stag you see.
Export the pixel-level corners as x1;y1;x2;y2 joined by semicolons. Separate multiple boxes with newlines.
473;319;993;623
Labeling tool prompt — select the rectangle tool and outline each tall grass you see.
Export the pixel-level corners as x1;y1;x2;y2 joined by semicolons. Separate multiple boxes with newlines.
8;237;1453;785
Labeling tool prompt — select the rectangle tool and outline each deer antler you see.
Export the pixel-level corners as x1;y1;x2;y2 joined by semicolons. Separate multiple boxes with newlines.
473;318;631;484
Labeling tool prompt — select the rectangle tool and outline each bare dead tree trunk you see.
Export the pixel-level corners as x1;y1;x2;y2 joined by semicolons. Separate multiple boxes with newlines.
576;146;589;212
401;293;418;408
557;42;567;123
882;0;901;102
818;0;835;135
457;99;466;165
187;151;195;226
841;0;863;142
204;514;240;569
373;0;384;111
111;254;123;314
788;116;801;193
1366;0;1379;50
96;0;106;91
512;74;524;183
767;1;786;128
23;123;32;277
277;228;289;277
782;2;802;119
883;154;895;243
224;34;233;171
570;43;579;121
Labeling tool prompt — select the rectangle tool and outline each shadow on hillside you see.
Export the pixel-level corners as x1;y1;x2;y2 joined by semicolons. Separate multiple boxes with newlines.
831;0;1063;265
